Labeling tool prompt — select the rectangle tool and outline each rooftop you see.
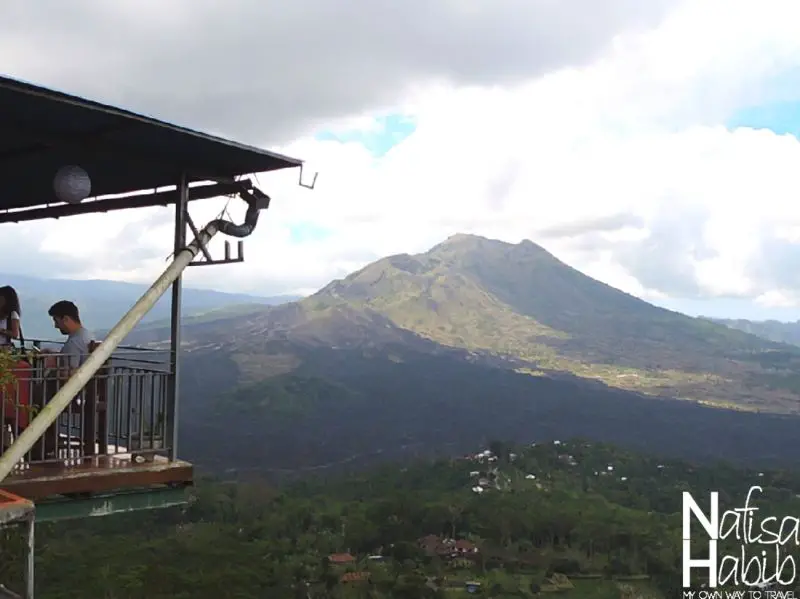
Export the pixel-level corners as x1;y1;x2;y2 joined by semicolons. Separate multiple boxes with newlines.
0;488;33;526
0;75;302;219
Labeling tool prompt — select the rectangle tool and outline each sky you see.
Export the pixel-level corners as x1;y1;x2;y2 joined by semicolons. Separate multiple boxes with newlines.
3;0;800;320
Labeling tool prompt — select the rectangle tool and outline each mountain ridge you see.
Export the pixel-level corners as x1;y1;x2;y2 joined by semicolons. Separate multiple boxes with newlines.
0;271;300;338
114;233;800;474
128;234;800;412
710;316;800;347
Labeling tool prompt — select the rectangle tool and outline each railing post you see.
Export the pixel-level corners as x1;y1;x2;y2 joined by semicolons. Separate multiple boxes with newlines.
167;173;187;461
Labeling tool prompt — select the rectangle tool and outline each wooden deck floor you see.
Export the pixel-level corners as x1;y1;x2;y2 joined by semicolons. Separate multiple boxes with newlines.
0;456;193;501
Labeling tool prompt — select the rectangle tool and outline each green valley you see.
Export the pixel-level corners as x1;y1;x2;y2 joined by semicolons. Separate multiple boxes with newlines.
4;440;798;598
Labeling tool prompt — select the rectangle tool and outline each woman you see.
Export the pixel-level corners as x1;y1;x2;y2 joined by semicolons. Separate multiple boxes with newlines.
0;285;21;348
0;285;26;446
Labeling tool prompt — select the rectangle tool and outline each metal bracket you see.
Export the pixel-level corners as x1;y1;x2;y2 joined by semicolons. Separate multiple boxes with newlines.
185;209;245;267
298;163;318;190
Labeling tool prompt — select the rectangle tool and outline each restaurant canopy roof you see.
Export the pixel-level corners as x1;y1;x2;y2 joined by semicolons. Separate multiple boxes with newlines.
0;75;302;220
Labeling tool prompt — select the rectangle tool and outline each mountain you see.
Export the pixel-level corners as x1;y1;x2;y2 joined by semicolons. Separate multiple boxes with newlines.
710;317;800;347
120;234;800;475
298;234;800;411
0;272;300;339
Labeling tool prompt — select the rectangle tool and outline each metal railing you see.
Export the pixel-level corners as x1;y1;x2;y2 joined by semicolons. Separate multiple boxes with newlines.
0;188;274;482
0;341;171;472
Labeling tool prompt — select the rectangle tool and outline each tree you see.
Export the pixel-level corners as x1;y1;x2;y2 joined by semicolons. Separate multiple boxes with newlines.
488;440;507;462
387;542;424;564
19;437;777;599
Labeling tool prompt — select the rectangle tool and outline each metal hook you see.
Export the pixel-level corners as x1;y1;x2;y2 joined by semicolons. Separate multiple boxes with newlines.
298;163;318;190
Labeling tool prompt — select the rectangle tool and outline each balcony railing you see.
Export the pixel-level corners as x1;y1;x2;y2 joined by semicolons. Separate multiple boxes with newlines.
0;339;173;475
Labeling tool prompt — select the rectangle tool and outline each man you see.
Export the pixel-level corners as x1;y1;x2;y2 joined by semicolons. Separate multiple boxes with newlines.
44;300;95;379
31;301;95;459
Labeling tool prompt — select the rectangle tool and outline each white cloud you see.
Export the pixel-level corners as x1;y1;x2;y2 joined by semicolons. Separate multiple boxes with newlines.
5;0;800;314
755;290;798;308
0;0;673;144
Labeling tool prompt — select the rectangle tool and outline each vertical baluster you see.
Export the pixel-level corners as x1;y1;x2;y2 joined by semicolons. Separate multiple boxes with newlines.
125;369;134;455
149;373;157;452
138;373;146;452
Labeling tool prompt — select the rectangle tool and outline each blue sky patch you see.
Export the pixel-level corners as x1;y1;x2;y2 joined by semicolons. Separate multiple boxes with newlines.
727;100;800;136
289;222;332;243
314;113;417;157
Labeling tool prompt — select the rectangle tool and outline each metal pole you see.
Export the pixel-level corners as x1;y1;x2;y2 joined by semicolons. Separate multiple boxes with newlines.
0;223;219;482
24;513;34;599
167;174;187;460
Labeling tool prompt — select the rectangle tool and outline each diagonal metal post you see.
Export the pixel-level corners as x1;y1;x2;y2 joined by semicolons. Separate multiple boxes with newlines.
0;223;218;482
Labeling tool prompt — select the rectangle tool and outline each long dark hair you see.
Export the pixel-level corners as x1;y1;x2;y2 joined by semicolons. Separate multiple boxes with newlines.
0;286;21;318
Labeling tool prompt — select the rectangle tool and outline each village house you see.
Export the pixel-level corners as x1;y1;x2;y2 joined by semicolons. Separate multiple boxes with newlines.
418;535;442;554
340;571;370;584
327;553;356;566
465;580;482;593
417;535;479;559
558;454;578;466
454;539;479;555
472;449;494;462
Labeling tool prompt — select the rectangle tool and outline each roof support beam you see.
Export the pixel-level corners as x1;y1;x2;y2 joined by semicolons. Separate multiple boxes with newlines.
1;120;233;183
0;181;251;224
0;124;135;163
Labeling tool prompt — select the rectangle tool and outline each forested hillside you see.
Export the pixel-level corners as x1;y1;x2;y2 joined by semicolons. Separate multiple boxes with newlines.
3;440;797;598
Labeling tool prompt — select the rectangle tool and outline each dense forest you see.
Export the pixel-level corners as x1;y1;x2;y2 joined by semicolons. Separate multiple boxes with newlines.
3;439;800;598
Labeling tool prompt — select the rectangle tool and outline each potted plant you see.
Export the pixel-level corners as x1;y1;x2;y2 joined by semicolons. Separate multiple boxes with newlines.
0;349;17;389
0;347;40;442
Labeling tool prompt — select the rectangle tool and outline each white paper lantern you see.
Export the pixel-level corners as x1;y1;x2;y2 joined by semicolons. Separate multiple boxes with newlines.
53;165;91;204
